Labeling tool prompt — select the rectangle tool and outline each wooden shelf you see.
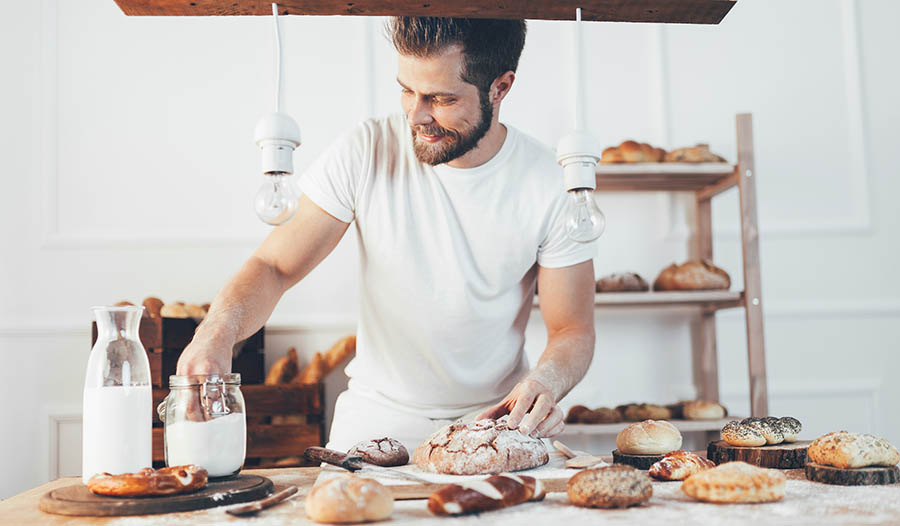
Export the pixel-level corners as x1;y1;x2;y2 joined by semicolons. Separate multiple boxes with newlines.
559;417;740;437
534;290;744;311
113;0;737;24
595;163;739;195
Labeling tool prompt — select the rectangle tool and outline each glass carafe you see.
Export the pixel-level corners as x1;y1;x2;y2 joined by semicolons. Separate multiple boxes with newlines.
82;306;152;484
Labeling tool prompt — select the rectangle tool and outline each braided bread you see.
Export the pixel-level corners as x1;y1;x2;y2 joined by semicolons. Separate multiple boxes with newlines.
428;474;545;515
721;417;802;447
86;465;208;497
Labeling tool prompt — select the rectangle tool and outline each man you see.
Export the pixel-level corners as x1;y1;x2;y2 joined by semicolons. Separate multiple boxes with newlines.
177;17;596;453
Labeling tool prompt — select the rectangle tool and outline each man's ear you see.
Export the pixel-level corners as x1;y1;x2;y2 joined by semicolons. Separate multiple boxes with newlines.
490;71;516;105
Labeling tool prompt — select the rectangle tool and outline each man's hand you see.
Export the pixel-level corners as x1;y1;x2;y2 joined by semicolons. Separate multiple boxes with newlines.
476;377;565;438
175;334;233;376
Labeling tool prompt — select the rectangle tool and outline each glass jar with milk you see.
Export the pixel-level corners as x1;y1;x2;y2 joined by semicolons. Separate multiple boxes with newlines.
160;373;247;478
82;306;152;484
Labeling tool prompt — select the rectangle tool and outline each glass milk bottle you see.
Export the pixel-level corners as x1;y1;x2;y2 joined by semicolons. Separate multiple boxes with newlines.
82;306;152;484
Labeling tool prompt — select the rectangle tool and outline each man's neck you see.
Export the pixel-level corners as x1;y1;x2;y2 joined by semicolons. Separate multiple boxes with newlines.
446;119;507;169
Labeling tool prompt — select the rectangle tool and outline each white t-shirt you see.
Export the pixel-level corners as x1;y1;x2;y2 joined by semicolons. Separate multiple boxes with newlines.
299;113;595;418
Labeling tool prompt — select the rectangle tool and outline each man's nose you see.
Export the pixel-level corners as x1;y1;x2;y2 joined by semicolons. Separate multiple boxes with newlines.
407;97;433;127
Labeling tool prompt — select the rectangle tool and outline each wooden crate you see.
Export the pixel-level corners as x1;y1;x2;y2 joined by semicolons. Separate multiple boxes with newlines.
151;384;325;468
146;348;264;388
91;316;264;352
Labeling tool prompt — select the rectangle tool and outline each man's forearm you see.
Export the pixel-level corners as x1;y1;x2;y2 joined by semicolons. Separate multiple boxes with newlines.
193;256;288;348
528;327;595;401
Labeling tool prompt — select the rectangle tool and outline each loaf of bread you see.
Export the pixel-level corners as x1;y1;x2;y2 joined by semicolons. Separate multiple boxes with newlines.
721;417;802;447
265;348;300;385
428;474;545;516
305;475;392;524
347;437;409;467
808;431;900;469
87;465;207;497
413;417;548;475
141;297;164;318
621;403;672;421
565;405;593;424
601;140;666;163
653;260;731;291
616;420;682;455
567;465;652;508
664;143;726;163
683;400;726;420
681;461;785;503
649;450;715;481
595;272;649;293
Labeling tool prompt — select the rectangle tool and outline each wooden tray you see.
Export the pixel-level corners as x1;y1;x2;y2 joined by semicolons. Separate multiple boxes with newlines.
39;474;273;516
707;440;811;469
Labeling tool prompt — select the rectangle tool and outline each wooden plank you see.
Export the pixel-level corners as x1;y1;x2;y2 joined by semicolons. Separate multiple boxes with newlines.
735;113;769;417
113;0;737;24
153;423;322;460
696;172;740;201
691;193;719;405
534;290;744;310
595;163;735;193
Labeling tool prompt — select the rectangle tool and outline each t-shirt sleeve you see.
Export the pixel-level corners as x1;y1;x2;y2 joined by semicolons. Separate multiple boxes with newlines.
537;191;597;268
297;121;371;223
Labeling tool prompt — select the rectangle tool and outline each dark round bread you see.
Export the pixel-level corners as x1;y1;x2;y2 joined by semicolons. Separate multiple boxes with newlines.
347;437;409;467
565;405;593;424
567;465;653;508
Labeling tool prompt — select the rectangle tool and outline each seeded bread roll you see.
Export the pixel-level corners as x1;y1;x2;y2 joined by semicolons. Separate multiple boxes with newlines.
567;465;652;508
616;420;683;455
305;476;393;524
721;420;766;447
808;431;900;469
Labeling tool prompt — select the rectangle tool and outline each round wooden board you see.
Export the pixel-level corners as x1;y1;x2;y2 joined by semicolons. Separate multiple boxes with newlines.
707;440;811;469
39;474;274;516
806;462;900;486
612;449;664;470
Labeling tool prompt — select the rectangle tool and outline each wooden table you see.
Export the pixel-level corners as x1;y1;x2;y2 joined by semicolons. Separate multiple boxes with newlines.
2;467;900;525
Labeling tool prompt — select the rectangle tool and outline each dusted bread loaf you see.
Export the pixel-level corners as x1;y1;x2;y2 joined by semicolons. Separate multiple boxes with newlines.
616;420;682;455
682;461;785;503
654;260;731;291
348;437;409;467
808;431;900;469
305;476;393;524
567;465;652;508
414;417;548;475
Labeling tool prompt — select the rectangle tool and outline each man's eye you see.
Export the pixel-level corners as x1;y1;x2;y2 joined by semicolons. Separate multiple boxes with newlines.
435;98;455;105
401;89;413;95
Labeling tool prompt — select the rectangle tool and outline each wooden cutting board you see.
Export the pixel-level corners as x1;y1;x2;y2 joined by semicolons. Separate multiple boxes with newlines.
39;474;273;516
707;440;811;469
806;462;900;486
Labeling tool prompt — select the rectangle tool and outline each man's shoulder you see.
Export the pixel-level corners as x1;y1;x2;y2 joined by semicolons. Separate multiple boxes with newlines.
506;126;564;185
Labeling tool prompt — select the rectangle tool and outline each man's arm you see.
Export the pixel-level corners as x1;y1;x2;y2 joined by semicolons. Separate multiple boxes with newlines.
176;195;350;375
478;259;595;437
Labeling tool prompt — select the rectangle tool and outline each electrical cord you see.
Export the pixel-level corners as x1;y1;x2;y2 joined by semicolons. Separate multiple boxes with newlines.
272;3;283;113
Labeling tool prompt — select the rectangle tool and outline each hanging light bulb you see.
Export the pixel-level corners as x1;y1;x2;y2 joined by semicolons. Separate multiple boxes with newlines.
557;7;605;243
254;3;301;226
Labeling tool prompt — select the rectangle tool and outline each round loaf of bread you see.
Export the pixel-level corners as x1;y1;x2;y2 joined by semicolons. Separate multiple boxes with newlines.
623;403;671;421
413;417;549;475
305;476;393;524
595;272;649;293
653;260;731;291
582;407;622;424
567;465;652;508
565;405;593;424
616;420;682;455
683;401;726;420
681;461;785;503
347;437;409;467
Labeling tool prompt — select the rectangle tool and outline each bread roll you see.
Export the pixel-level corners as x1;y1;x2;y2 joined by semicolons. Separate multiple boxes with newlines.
653;260;731;291
721;420;766;447
616;420;682;455
141;297;164;318
565;405;592;424
808;431;900;469
305;476;393;524
664;144;726;163
600;140;666;164
567;465;652;508
582;407;622;424
683;400;726;420
682;462;785;503
623;403;671;421
595;272;649;293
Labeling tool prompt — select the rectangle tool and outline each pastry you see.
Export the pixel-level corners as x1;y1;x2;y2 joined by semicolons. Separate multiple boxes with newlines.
649;450;715;481
600;140;666;163
664;143;727;163
808;431;900;469
595;272;649;293
623;403;671;421
567;465;652;508
87;465;207;497
413;416;548;475
428;474;545;516
683;400;726;420
348;437;409;467
141;297;164;318
565;405;592;424
305;475;393;524
616;420;683;455
681;461;785;503
653;260;731;291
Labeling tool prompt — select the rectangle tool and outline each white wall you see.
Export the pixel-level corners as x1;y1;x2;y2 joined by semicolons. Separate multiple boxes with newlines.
2;0;898;499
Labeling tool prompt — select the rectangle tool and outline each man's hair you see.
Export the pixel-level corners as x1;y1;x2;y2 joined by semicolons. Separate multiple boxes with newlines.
388;17;527;95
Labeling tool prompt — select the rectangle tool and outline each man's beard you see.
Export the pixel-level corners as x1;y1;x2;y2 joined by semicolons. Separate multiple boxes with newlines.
410;93;494;166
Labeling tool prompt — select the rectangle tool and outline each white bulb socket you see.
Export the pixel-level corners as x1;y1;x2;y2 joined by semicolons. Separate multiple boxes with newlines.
556;130;600;191
255;112;301;175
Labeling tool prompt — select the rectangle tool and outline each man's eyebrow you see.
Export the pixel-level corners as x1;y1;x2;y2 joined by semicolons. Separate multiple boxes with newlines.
396;78;458;98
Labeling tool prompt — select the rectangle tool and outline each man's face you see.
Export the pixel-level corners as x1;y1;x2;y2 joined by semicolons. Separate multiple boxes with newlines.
397;45;494;166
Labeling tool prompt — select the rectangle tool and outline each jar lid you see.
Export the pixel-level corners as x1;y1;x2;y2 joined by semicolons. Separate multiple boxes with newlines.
168;373;241;387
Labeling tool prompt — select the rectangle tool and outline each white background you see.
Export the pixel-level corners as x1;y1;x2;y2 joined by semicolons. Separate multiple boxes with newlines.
1;0;899;499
